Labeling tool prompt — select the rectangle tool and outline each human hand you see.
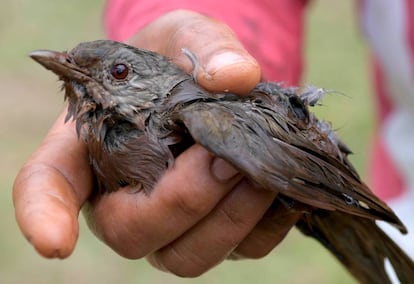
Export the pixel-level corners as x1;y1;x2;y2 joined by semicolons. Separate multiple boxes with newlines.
13;10;301;277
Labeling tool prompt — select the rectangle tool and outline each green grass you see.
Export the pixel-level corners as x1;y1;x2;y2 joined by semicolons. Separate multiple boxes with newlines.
0;0;372;283
304;0;373;177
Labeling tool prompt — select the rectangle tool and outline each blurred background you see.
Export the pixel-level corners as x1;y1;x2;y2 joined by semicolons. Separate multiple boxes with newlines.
1;0;373;283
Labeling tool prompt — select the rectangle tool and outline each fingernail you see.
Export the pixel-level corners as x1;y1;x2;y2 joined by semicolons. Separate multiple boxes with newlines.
206;52;249;73
211;157;239;182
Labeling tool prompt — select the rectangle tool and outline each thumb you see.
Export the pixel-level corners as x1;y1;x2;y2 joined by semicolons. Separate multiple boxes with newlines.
128;10;261;95
13;110;93;258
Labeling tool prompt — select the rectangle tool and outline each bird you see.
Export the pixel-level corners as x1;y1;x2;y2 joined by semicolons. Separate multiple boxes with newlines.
30;40;414;283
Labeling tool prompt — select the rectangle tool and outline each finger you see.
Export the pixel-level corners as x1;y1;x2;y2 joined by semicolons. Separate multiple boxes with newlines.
13;109;93;258
230;202;302;259
84;144;243;259
147;181;277;277
128;10;261;95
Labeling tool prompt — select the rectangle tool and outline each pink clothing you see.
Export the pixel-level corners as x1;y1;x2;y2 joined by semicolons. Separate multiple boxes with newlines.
105;0;414;203
105;0;308;85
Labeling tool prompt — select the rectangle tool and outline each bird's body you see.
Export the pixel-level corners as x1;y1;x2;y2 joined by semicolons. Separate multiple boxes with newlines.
30;40;414;283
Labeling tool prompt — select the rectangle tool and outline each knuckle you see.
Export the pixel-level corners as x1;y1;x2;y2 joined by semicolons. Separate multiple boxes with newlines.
233;219;296;259
101;232;147;260
211;207;252;249
170;185;213;218
154;246;211;278
217;204;252;231
94;213;151;260
217;235;241;252
234;239;275;259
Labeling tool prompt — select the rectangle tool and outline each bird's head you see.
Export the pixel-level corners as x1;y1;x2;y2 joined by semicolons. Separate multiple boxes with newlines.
30;40;190;130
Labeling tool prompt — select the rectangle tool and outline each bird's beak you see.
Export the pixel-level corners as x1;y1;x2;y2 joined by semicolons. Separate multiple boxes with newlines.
29;50;89;80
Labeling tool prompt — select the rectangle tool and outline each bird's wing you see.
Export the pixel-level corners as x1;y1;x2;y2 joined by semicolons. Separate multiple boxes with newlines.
174;93;405;231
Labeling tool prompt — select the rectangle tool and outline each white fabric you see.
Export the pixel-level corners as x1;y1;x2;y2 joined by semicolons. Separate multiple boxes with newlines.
362;0;414;109
362;1;414;282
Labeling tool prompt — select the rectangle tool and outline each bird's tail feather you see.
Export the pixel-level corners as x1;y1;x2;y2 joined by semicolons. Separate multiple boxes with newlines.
296;210;414;284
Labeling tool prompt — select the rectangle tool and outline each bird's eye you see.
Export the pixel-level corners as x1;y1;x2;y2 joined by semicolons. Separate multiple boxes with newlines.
110;63;129;80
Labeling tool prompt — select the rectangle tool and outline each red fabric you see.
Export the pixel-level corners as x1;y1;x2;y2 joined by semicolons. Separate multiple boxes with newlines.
367;58;405;200
371;58;394;124
104;0;308;85
369;135;405;200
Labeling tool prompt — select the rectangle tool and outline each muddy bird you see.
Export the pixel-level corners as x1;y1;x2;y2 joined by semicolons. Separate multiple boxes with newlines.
30;40;414;283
